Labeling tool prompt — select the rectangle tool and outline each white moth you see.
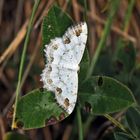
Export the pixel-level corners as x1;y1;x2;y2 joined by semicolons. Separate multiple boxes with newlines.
41;22;88;114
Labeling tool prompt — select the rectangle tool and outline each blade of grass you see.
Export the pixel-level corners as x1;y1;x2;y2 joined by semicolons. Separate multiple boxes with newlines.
123;0;135;31
76;0;88;139
104;114;127;132
83;0;87;21
12;0;40;129
76;107;83;140
115;0;135;53
83;115;95;137
85;0;120;81
104;114;136;139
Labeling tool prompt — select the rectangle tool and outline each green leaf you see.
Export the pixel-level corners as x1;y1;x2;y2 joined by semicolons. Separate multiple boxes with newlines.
114;132;134;140
15;5;74;130
79;48;90;85
94;49;114;76
130;69;140;104
4;132;30;140
114;42;136;73
126;107;140;138
79;76;136;114
42;5;73;51
15;89;68;129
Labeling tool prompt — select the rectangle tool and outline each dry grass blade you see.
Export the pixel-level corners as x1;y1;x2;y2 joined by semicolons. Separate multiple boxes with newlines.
3;32;41;116
77;3;136;45
14;0;24;34
131;15;140;47
0;21;28;65
0;0;46;65
34;0;55;29
72;0;80;22
88;0;96;56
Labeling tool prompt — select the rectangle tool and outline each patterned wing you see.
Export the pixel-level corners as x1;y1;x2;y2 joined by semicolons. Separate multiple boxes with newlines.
41;22;88;114
41;65;78;114
62;22;88;64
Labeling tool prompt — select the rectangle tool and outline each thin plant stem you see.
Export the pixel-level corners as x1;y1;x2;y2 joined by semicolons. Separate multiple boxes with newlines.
76;1;88;139
104;114;127;132
77;107;83;140
123;0;135;31
104;114;136;139
85;0;120;81
115;0;135;53
83;0;87;21
12;0;40;129
83;115;95;136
